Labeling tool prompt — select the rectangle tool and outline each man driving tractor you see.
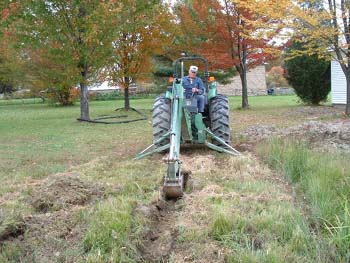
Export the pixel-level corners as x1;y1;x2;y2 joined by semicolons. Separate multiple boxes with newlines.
181;65;205;113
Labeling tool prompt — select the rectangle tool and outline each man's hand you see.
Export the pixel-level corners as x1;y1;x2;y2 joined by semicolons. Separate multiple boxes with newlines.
192;88;199;93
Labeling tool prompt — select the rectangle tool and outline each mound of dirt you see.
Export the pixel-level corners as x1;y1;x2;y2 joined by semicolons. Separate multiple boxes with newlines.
1;172;106;262
181;154;216;173
0;217;26;242
2;208;86;263
295;120;350;152
286;106;343;118
30;172;104;212
239;119;350;153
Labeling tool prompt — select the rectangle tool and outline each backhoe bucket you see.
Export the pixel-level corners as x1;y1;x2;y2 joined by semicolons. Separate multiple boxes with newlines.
163;174;184;199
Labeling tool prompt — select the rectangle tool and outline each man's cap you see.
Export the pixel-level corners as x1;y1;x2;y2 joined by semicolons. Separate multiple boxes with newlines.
189;65;198;73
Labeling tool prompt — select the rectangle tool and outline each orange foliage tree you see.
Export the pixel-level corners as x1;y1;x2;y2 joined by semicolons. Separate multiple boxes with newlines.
177;0;291;108
107;0;174;110
26;46;81;105
266;66;289;88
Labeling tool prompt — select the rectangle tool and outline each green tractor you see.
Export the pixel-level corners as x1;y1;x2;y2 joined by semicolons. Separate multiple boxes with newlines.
136;57;239;198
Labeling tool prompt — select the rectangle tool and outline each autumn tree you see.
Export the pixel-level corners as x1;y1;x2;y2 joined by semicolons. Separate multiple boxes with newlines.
26;46;81;105
290;0;350;115
176;0;290;108
266;66;289;88
0;38;20;94
0;3;26;94
2;0;121;120
108;0;174;110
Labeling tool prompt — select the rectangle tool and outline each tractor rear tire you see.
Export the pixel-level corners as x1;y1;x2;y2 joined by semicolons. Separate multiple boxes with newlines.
209;94;230;146
153;95;171;148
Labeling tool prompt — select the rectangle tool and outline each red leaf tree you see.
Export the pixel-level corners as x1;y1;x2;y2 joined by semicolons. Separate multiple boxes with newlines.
177;0;288;108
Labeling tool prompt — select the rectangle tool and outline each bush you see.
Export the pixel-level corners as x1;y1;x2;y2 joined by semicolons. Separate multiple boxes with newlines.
0;82;15;94
47;86;80;106
284;42;330;105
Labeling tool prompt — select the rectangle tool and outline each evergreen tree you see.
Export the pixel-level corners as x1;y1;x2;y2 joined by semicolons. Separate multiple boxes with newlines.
284;41;330;105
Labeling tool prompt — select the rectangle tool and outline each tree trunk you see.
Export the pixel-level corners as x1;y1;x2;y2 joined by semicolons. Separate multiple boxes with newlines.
124;76;130;110
236;62;249;109
79;66;90;120
237;47;249;109
346;70;350;115
240;66;249;109
339;61;350;116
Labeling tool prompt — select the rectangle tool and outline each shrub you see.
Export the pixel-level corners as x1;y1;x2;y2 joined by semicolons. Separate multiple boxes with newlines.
284;41;331;105
0;82;15;94
47;86;80;106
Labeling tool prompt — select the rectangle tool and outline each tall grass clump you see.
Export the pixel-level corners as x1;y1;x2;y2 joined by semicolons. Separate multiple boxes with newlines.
263;138;309;183
325;199;350;262
210;208;234;241
83;196;143;262
258;138;350;260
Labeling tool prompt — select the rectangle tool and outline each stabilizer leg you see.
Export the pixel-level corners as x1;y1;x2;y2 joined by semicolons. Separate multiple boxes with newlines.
205;128;240;156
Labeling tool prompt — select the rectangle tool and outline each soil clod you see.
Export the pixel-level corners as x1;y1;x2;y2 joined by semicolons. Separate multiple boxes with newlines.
0;218;26;242
30;172;104;212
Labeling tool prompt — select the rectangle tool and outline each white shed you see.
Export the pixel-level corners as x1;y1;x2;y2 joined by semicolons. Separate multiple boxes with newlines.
331;60;346;105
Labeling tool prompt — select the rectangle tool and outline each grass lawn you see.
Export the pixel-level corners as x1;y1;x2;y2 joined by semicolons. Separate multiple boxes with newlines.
0;95;306;195
0;99;153;190
0;95;346;262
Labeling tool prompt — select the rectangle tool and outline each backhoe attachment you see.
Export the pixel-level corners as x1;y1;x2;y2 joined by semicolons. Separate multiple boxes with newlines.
135;56;240;199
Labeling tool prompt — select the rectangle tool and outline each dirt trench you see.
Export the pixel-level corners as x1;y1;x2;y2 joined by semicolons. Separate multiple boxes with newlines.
137;114;350;262
137;199;180;262
137;153;229;263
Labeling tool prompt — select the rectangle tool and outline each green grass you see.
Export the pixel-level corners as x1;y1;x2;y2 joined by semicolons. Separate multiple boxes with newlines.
0;97;45;106
207;192;323;262
0;94;344;262
83;197;141;262
0;99;153;188
0;99;158;262
259;139;350;262
0;95;302;196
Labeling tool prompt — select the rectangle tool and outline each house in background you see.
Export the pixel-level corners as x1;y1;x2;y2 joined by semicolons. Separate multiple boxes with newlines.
331;61;346;105
217;65;267;96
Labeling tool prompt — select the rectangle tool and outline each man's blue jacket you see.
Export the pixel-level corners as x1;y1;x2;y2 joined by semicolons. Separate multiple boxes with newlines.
181;76;204;98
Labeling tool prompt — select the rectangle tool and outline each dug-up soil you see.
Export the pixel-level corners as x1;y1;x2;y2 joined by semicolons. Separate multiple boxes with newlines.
239;118;350;153
136;199;180;262
30;172;105;213
0;172;105;262
137;151;294;263
2;106;348;262
137;153;229;263
137;107;350;262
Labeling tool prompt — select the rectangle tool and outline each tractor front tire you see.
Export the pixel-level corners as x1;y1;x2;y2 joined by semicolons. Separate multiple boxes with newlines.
153;95;171;148
209;94;230;146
